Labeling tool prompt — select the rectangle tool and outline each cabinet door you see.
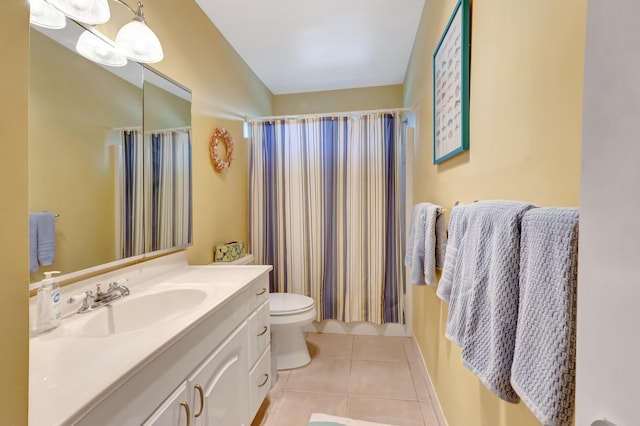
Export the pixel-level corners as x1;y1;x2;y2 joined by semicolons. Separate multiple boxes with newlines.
247;300;270;367
143;382;190;426
189;322;249;426
248;346;271;422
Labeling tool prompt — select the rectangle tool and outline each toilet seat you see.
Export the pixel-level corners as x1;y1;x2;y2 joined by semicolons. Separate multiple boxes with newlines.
269;293;314;316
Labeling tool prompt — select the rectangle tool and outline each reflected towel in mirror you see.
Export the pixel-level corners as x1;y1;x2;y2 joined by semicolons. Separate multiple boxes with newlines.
29;212;56;272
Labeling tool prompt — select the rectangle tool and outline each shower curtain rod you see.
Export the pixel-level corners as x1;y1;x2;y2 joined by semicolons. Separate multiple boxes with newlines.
145;126;191;133
111;126;191;132
249;107;413;122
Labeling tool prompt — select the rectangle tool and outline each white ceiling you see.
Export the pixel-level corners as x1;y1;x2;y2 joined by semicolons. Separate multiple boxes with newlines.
194;0;425;95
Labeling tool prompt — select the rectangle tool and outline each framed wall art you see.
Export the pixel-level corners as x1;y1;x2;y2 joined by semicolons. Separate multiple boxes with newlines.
433;0;470;164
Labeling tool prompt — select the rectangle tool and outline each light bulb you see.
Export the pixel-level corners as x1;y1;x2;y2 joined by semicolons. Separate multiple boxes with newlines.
115;20;163;63
70;0;93;11
47;0;110;25
76;30;127;67
30;0;66;29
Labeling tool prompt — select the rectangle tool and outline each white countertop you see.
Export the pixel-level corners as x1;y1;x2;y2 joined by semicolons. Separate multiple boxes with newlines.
29;258;271;426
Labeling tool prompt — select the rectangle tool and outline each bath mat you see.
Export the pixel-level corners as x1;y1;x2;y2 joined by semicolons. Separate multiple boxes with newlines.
308;413;397;426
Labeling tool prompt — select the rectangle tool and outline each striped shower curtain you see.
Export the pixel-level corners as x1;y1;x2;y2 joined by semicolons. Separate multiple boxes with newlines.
119;129;192;257
120;130;145;258
146;130;192;252
249;113;405;324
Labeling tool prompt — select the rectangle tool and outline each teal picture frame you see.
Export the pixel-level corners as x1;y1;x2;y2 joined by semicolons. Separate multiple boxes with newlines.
433;0;470;164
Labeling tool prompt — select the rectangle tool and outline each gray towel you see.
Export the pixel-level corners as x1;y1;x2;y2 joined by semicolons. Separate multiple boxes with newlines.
37;212;56;266
435;212;447;270
29;213;39;273
510;208;579;426
450;201;536;402
436;204;467;302
32;212;56;269
405;203;445;285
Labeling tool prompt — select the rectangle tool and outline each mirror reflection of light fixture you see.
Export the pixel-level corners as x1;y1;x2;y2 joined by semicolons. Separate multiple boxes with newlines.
76;30;127;67
114;2;164;63
29;0;67;29
29;0;163;65
46;0;110;25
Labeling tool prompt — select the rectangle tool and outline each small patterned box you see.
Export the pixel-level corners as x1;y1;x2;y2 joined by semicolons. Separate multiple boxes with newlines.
214;241;246;262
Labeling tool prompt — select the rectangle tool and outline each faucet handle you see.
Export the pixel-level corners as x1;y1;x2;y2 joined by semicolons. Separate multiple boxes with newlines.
67;291;90;304
113;278;130;296
67;291;98;313
95;283;107;297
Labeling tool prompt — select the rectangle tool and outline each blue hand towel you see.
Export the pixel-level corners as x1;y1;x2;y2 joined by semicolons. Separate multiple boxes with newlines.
36;212;56;267
29;213;39;273
511;208;579;426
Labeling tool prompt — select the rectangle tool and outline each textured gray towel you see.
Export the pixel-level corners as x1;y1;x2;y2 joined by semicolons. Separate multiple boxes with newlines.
436;204;467;302
405;203;445;285
451;201;536;402
510;208;579;426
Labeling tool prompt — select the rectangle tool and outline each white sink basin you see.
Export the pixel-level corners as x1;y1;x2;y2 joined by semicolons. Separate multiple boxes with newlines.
76;288;207;337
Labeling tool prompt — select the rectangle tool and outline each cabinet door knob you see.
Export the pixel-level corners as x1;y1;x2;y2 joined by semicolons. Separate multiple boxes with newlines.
194;384;204;418
256;288;267;296
180;401;191;426
258;373;270;388
257;326;268;336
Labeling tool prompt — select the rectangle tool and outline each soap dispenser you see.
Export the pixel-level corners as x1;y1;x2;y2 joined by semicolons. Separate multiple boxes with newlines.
37;270;61;334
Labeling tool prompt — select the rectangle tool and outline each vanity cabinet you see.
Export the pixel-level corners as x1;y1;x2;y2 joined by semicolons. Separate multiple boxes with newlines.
74;271;271;426
187;323;249;426
142;383;190;426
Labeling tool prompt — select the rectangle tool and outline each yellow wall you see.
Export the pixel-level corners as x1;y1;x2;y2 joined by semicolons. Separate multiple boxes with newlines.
144;81;191;132
96;0;273;265
29;31;143;281
274;85;403;115
0;1;29;423
404;1;586;425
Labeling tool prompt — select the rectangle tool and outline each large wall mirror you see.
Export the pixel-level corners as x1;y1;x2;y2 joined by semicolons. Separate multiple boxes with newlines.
29;19;192;284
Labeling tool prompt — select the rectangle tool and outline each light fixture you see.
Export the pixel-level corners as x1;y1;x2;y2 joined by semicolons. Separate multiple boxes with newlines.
30;0;163;65
114;2;163;63
243;117;250;139
29;0;66;29
76;30;127;67
46;0;110;25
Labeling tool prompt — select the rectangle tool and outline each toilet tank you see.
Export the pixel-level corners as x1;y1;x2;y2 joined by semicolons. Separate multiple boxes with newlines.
224;254;255;265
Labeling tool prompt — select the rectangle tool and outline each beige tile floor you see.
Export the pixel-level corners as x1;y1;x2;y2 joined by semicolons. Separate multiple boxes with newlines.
251;333;441;426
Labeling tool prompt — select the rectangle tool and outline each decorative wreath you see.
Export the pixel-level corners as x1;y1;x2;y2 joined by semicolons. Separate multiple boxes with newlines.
209;127;234;173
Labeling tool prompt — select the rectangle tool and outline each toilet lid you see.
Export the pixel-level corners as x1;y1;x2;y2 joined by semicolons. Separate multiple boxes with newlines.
270;293;315;315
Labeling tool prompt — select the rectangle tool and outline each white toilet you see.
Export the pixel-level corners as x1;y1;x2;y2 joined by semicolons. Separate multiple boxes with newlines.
217;254;316;370
269;292;316;370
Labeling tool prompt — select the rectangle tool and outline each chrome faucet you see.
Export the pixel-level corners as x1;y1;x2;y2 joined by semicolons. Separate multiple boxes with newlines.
67;290;100;314
67;279;130;314
95;279;130;304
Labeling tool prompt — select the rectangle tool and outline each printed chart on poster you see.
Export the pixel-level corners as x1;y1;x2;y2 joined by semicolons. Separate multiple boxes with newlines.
433;0;470;164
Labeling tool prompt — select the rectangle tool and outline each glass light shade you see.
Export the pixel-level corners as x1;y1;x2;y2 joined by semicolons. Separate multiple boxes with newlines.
30;0;66;29
115;20;164;63
76;30;127;67
48;0;110;25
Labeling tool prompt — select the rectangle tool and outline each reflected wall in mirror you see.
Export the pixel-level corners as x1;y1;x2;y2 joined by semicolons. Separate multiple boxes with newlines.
29;20;192;283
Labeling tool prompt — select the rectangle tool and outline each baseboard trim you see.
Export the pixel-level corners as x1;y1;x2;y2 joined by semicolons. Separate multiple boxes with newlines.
303;320;411;337
411;335;448;426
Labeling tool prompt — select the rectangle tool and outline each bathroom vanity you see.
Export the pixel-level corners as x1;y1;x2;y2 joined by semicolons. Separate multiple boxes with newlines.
29;253;272;426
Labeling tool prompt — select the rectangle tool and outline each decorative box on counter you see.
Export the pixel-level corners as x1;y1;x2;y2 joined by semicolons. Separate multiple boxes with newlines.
214;241;246;262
